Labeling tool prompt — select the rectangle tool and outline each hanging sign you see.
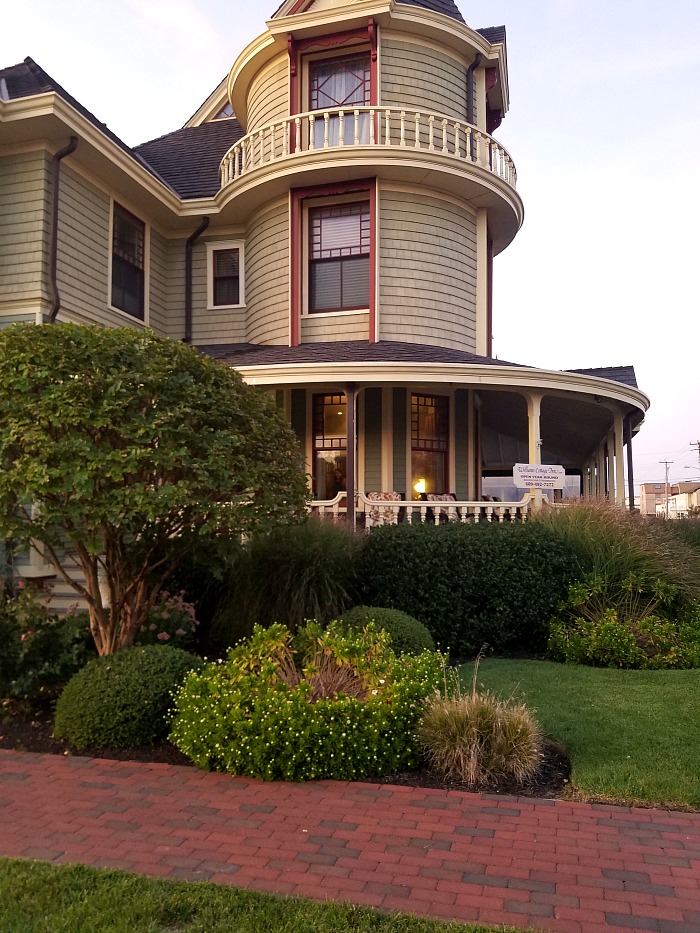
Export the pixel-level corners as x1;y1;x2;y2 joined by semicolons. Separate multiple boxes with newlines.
513;463;566;489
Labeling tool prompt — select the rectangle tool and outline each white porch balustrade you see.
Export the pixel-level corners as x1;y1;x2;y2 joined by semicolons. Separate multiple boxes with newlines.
219;107;517;190
306;493;531;528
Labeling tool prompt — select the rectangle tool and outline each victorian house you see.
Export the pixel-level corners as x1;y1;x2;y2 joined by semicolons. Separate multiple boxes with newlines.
0;0;649;542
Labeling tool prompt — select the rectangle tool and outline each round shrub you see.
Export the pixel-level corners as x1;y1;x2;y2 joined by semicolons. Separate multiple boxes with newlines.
338;606;435;655
170;621;446;781
54;645;203;749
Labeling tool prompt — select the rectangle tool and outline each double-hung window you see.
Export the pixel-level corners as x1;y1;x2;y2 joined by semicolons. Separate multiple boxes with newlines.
309;201;370;313
111;203;145;320
411;394;449;497
207;241;244;309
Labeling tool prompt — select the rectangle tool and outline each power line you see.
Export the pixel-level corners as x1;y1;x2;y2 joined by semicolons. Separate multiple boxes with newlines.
659;460;673;519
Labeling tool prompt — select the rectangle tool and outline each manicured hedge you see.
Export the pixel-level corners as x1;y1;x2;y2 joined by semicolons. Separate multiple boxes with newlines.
357;522;580;655
338;606;435;654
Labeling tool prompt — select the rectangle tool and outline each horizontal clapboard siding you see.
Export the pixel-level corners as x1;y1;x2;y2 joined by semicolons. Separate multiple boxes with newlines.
190;238;246;345
0;313;36;327
247;55;289;132
148;229;169;336
166;238;186;339
0;152;50;304
246;202;289;345
301;311;368;343
379;188;477;351
381;38;467;122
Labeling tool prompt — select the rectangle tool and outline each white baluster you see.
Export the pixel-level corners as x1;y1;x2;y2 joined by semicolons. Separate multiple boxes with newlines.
309;113;315;150
414;113;420;148
369;108;375;144
384;109;391;145
323;112;330;148
429;115;435;151
282;119;289;156
354;109;360;146
258;129;264;167
338;109;345;146
454;123;461;159
294;117;301;153
400;111;406;146
442;119;448;154
270;123;276;161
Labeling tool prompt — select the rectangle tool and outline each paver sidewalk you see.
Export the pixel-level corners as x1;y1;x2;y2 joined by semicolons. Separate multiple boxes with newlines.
0;750;698;933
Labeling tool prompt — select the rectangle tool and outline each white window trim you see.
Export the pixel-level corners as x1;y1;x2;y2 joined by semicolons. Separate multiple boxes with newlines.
107;198;150;326
206;240;246;310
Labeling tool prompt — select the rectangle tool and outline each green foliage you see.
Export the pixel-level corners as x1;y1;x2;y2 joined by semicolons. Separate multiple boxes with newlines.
548;610;700;669
208;519;363;648
338;606;435;655
534;501;700;602
54;645;203;749
357;522;580;654
547;575;700;669
133;590;199;650
0;323;308;654
0;590;94;699
170;621;446;781
417;670;541;786
672;519;700;553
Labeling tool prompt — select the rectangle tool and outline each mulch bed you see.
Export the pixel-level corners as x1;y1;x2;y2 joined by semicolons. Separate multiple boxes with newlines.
0;702;571;797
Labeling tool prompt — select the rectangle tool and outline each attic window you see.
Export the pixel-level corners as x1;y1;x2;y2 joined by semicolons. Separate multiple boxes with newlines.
213;102;235;120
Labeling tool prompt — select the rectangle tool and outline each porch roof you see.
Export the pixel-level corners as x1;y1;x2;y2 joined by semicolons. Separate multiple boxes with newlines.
199;340;639;389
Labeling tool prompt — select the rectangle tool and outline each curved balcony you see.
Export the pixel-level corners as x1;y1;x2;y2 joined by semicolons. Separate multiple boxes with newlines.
220;106;517;191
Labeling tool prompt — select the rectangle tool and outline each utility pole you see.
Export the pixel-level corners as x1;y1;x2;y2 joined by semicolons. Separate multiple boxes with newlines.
660;460;673;518
690;440;700;474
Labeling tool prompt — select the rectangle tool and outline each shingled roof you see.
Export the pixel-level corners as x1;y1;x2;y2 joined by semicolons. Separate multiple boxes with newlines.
134;120;245;199
200;340;526;368
0;57;177;193
200;342;640;390
568;366;639;389
272;0;465;24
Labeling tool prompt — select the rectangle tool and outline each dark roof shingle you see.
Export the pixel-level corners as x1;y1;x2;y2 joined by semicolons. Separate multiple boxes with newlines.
567;366;638;389
134;120;245;199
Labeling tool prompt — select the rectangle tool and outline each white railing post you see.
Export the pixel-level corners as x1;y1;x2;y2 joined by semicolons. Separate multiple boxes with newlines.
354;109;360;146
442;119;448;154
384;109;391;145
414;112;421;148
454;123;461;159
338;109;345;146
309;113;315;150
370;107;376;144
323;112;330;149
282;119;289;156
400;112;406;147
429;114;435;151
295;117;302;153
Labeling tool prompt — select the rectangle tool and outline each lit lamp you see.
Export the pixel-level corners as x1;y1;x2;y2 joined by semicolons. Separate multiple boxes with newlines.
413;478;426;495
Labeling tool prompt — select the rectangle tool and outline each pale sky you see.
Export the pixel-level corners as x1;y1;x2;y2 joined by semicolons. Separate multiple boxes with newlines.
3;1;700;490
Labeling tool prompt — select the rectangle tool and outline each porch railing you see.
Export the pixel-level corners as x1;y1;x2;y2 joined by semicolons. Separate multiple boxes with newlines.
220;107;517;190
307;493;531;527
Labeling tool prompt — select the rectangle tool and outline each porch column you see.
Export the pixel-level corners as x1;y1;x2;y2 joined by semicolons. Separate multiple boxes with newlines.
596;444;606;497
614;412;626;505
625;416;635;511
526;391;543;510
345;384;358;530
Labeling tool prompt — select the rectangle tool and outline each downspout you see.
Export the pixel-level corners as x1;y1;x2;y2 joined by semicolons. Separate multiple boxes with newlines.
184;217;209;344
466;54;482;126
624;416;636;511
48;136;78;324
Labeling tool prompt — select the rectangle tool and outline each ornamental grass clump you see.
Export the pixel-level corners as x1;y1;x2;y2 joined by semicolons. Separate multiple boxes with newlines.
416;663;541;787
170;621;446;782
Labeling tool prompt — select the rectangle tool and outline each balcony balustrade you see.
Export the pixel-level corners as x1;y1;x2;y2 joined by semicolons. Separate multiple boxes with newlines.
220;107;517;190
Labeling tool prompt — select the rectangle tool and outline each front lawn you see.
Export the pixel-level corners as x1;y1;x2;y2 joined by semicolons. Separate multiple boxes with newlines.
0;859;518;933
471;659;700;809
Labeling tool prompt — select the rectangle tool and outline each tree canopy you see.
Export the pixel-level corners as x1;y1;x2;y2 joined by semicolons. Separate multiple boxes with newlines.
0;323;308;654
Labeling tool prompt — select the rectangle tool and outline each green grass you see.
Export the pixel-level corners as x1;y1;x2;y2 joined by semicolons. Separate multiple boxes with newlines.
470;659;700;809
0;858;520;933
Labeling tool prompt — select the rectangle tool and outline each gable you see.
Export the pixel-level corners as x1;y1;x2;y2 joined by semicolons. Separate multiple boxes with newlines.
272;0;466;24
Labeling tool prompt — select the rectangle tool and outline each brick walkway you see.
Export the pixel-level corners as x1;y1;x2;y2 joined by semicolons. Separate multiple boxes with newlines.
0;750;699;932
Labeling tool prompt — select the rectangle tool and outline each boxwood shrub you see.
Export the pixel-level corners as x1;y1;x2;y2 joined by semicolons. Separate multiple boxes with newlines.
170;621;446;782
54;645;203;749
357;522;581;655
338;606;435;654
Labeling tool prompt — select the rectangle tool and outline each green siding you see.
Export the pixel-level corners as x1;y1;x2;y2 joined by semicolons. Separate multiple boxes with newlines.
0;151;50;305
392;388;407;495
454;390;470;498
363;388;382;491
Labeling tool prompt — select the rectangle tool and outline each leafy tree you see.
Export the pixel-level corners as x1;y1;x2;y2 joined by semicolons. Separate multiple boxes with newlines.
0;324;308;655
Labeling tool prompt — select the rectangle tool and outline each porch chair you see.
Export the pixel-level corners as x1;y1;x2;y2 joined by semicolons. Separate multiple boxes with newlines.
426;492;459;523
364;491;404;529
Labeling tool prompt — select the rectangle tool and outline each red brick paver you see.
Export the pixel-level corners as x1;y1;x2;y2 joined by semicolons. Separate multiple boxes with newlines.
1;749;699;932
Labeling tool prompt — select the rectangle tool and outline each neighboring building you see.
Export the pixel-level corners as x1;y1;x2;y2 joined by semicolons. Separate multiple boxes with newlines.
1;0;649;536
654;483;700;520
640;483;668;517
